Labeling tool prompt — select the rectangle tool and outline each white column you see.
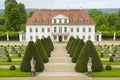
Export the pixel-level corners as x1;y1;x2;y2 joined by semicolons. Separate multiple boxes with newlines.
99;32;102;41
7;32;9;41
113;32;116;40
19;33;23;42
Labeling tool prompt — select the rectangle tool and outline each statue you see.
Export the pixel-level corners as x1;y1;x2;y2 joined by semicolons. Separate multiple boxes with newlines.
30;57;36;77
87;57;92;77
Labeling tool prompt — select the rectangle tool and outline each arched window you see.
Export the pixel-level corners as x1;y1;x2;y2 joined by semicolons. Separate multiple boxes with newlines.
79;19;83;24
38;19;42;24
73;19;77;24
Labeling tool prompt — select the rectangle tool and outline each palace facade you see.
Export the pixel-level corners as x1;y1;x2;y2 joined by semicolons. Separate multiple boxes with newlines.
19;9;101;42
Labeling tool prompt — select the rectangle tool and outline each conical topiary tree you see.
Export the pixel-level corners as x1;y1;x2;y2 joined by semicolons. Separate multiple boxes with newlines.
70;38;79;57
66;36;73;50
68;38;76;53
72;39;85;63
41;39;51;57
35;39;49;63
75;40;103;72
20;41;44;72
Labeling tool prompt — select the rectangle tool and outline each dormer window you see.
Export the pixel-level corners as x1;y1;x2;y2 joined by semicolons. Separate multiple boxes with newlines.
79;13;82;17
32;19;35;24
80;19;83;24
85;19;89;24
38;19;42;24
44;19;48;24
73;19;77;24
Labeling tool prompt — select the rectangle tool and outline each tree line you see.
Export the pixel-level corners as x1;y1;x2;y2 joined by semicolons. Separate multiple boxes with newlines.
88;9;120;31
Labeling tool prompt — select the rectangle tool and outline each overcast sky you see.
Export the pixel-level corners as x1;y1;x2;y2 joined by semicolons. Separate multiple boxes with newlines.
0;0;120;9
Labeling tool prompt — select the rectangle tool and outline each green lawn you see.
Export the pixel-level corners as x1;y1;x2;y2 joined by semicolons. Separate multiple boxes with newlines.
102;60;120;65
11;56;23;59
0;68;31;77
92;68;120;77
0;61;21;65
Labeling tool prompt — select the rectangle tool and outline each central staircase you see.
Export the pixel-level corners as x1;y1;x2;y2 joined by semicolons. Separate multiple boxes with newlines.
37;43;91;80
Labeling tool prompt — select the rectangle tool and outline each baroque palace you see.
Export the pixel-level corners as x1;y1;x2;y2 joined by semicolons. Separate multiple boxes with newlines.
19;8;101;42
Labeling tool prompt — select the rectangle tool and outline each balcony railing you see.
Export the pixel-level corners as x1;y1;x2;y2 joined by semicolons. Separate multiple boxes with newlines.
52;32;69;36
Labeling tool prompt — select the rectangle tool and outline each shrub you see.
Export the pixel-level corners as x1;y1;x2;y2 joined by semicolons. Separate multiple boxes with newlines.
6;54;9;57
112;54;115;57
109;56;114;62
9;65;16;71
35;39;49;63
100;53;104;57
7;57;12;62
18;53;21;57
75;40;103;72
72;39;85;63
20;41;44;72
105;65;112;70
70;38;79;57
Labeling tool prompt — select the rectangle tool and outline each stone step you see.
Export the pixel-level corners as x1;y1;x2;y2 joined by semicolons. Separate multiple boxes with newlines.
51;53;69;57
38;72;85;76
49;57;72;63
44;63;75;72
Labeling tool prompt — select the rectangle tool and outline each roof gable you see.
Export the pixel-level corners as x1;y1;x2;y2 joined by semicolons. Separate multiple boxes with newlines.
53;14;68;19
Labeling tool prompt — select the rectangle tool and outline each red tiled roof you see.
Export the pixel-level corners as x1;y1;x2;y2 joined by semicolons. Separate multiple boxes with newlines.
27;9;94;25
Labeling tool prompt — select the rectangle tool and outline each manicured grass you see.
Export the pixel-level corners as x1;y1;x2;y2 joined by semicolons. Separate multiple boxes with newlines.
102;60;120;65
11;56;23;59
92;68;120;77
0;68;31;77
0;61;21;65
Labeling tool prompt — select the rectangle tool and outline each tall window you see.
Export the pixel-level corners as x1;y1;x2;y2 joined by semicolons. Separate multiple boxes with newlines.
82;35;85;40
83;28;85;32
59;19;62;23
76;28;79;32
64;19;67;23
59;27;62;33
48;28;50;32
30;36;32;41
35;28;38;32
30;28;32;32
54;27;56;32
64;27;67;32
71;28;73;32
36;36;39;40
88;28;91;32
88;35;91;40
42;28;44;32
54;19;56;23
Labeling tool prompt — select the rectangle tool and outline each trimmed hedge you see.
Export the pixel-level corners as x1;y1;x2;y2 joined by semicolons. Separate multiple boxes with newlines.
20;41;44;72
75;40;103;72
35;39;49;63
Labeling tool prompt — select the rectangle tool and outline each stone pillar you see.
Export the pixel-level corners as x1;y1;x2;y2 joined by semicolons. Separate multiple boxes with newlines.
19;32;23;42
99;32;102;41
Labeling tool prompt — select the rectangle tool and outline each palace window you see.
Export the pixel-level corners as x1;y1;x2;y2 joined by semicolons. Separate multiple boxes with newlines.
73;19;77;24
32;19;35;24
54;27;56;32
59;19;62;23
54;36;57;40
48;28;50;32
88;35;91;40
42;28;44;32
54;19;56;23
38;19;42;24
30;28;32;32
76;28;79;32
44;19;48;24
59;27;62;33
89;28;91;32
83;28;85;32
35;28;38;32
71;28;73;32
80;19;83;24
64;36;67;40
36;36;39;40
76;35;79;38
30;36;32;41
82;35;85;40
64;27;67;32
64;19;67;23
